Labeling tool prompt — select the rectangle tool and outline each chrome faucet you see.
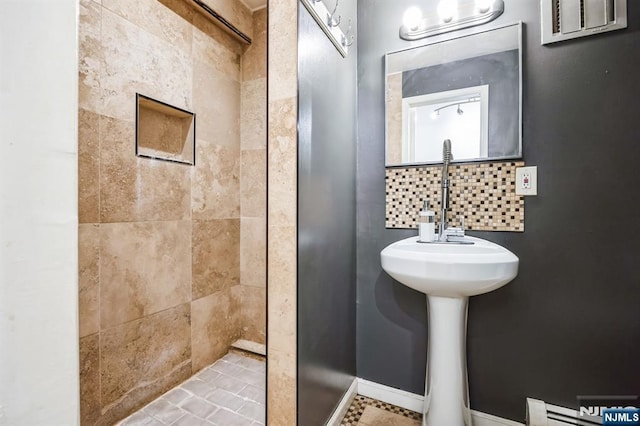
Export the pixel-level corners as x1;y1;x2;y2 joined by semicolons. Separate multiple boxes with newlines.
439;139;453;241
436;139;473;244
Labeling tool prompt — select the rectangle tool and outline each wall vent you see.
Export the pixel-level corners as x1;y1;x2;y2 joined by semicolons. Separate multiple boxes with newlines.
540;0;627;45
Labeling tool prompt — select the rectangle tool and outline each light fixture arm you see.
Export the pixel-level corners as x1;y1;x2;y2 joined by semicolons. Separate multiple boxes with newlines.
433;97;480;115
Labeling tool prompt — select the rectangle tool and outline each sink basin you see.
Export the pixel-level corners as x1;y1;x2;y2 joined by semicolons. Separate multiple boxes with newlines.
380;235;519;297
380;235;519;426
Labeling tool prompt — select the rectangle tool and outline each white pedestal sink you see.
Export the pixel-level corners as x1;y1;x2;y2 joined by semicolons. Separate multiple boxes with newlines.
380;236;519;426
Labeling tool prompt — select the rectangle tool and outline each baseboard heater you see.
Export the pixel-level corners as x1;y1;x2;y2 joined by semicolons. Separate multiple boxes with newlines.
527;398;601;426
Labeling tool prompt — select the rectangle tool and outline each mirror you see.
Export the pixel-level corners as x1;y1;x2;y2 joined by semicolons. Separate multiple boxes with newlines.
385;22;522;166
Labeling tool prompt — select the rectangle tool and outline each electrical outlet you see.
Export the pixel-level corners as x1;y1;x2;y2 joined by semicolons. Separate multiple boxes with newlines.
522;171;531;189
516;166;537;196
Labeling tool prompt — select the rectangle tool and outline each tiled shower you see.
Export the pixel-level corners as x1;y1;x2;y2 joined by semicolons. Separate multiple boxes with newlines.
77;0;266;423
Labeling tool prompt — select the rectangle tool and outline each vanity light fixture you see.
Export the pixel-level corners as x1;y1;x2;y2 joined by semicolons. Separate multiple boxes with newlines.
399;0;505;41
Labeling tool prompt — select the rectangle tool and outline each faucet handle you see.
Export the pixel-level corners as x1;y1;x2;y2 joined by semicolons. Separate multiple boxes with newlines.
444;216;466;240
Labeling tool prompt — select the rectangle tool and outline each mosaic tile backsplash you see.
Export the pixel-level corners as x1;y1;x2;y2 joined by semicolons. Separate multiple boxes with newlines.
386;161;525;231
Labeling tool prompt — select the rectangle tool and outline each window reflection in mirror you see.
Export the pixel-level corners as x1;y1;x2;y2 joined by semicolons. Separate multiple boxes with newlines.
403;85;489;163
385;22;522;167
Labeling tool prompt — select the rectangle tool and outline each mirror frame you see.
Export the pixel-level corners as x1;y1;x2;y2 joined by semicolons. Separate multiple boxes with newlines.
385;21;523;167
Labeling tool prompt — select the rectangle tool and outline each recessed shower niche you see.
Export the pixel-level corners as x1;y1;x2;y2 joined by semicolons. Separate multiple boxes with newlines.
136;93;196;165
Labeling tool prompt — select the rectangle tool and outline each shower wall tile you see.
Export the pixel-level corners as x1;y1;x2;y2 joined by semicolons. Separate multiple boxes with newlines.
100;221;192;329
191;7;245;54
267;283;296;356
267;225;296;355
99;116;191;223
198;0;253;41
101;0;194;55
191;287;241;372
239;285;266;344
79;0;103;114
155;0;198;23
79;333;101;426
241;149;266;218
79;224;100;338
191;141;240;219
268;97;297;227
192;219;240;300
78;0;102;112
268;0;298;421
100;303;192;409
239;7;267;352
268;0;297;102
240;217;266;288
242;8;267;81
193;26;241;82
100;8;193;121
78;109;100;224
241;78;267;150
267;349;296;425
192;61;240;147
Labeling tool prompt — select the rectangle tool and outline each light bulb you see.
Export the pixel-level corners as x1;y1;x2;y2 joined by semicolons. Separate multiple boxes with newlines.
430;110;439;120
437;0;457;23
402;6;423;31
475;0;492;13
457;105;464;115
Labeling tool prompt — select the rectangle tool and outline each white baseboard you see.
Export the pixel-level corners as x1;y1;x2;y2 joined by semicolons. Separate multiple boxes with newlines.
326;378;358;426
328;378;524;426
471;409;524;426
358;378;424;413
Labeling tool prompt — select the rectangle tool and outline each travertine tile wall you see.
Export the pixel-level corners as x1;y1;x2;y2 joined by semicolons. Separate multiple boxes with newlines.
77;0;264;424
239;8;267;346
199;0;254;38
268;0;298;423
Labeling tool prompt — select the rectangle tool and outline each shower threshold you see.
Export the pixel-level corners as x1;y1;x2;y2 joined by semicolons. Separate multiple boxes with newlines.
118;352;265;426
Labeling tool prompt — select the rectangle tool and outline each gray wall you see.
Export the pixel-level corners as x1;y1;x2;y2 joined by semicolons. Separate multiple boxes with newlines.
357;0;640;422
297;1;358;424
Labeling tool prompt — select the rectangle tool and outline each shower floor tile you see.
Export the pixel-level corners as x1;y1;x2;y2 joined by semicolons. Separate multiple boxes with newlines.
118;352;265;426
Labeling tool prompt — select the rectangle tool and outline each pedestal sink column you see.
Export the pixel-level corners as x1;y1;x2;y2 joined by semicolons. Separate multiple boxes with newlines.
423;295;471;426
380;235;519;424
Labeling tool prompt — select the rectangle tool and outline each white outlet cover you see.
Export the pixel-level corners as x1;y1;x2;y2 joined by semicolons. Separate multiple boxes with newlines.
516;166;537;196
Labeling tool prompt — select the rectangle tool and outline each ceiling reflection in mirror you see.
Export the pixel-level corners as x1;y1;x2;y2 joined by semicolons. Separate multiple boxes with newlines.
385;22;522;166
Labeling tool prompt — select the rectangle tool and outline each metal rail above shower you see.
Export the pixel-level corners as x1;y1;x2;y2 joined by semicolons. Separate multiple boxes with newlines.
188;0;253;45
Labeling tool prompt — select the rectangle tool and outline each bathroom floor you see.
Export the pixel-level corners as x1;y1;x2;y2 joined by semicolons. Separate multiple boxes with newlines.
118;352;265;426
340;395;422;425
